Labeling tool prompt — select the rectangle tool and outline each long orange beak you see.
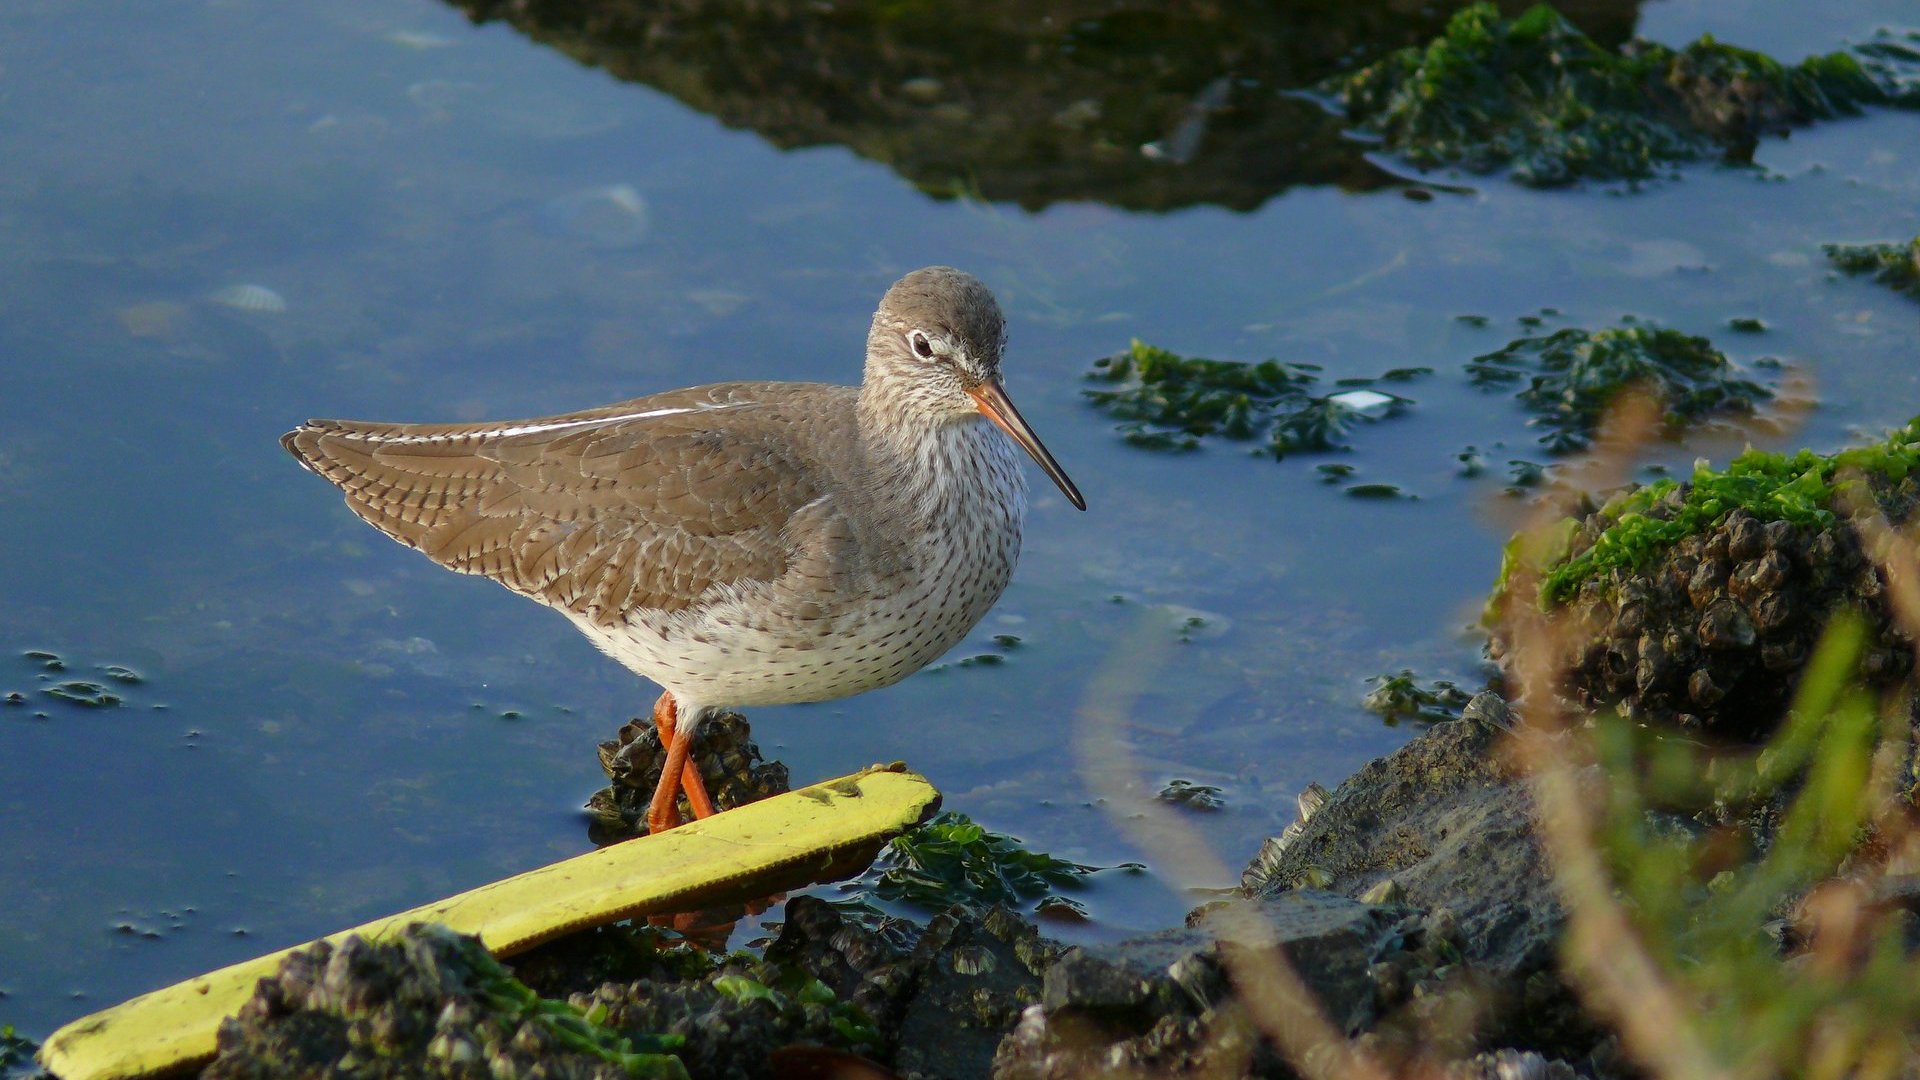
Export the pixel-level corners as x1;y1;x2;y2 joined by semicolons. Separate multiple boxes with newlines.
968;379;1086;511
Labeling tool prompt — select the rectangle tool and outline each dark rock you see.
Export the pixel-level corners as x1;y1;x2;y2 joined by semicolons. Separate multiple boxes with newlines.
1241;702;1556;980
1233;695;1607;1059
992;892;1394;1080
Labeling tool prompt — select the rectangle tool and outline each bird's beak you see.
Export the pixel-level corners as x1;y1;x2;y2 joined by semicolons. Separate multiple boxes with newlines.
968;379;1087;511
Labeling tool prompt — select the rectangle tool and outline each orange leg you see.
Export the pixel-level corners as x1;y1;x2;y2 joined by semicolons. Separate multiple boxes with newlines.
646;693;717;834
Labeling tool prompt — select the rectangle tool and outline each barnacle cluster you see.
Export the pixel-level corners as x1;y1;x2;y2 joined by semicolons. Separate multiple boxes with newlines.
1489;421;1920;735
1324;2;1920;186
585;712;790;843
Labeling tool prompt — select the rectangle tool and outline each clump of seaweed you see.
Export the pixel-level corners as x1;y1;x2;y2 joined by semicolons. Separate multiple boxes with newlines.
1322;2;1920;186
1362;670;1475;725
1825;235;1920;298
1467;321;1774;453
862;811;1138;914
1085;339;1422;457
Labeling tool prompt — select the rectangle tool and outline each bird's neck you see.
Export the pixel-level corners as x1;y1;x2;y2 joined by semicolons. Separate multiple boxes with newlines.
855;389;1027;530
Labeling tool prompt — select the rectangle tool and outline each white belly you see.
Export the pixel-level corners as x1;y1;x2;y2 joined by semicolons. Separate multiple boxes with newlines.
569;420;1028;710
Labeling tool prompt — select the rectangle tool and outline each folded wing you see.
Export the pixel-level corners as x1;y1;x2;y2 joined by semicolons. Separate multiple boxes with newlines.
282;387;833;624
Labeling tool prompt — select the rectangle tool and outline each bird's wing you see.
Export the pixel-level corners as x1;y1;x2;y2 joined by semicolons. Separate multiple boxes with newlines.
282;385;846;623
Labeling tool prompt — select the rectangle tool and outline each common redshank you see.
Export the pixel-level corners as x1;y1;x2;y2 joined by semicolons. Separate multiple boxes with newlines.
283;266;1084;835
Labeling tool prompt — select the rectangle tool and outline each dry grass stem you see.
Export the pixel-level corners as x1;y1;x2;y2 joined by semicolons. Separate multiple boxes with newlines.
1498;393;1730;1080
1074;618;1395;1080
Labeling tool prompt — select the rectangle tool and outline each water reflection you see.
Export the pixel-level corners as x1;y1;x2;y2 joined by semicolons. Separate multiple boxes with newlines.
447;0;1644;210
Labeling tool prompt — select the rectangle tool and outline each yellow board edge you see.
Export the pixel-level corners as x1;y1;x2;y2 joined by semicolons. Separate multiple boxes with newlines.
39;765;941;1080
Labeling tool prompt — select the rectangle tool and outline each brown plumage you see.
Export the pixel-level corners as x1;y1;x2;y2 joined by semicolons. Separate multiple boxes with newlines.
284;267;1084;835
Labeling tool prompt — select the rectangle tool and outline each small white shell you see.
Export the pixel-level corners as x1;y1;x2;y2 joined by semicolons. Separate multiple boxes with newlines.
209;284;287;313
1327;389;1396;416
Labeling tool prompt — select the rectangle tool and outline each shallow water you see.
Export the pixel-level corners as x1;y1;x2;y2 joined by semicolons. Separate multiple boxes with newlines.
3;0;1918;1043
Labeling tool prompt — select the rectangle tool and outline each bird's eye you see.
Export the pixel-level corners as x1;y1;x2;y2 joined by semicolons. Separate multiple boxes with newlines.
909;331;935;360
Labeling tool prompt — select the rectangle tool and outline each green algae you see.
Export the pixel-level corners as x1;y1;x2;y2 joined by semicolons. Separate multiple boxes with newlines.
1467;321;1774;454
869;811;1138;913
1518;418;1920;607
1084;338;1416;457
1322;2;1920;186
1825;235;1920;298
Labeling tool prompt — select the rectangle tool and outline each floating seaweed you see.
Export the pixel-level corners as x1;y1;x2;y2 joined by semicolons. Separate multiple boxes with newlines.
1084;339;1418;458
1322;2;1920;186
862;811;1138;914
1825;235;1920;298
1466;321;1775;454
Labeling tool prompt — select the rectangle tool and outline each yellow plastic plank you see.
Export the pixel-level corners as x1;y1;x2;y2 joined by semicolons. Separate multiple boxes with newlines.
40;766;940;1080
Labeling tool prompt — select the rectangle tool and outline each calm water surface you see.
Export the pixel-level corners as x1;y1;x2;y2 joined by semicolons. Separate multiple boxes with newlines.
3;0;1918;1041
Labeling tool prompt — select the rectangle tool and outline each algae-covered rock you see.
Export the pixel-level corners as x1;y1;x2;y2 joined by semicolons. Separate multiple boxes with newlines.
1324;2;1920;185
586;711;790;843
1362;669;1477;725
1466;320;1775;453
1826;236;1920;299
1487;421;1920;735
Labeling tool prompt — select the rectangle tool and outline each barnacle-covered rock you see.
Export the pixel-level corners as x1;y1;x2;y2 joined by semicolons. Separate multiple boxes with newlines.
1487;425;1920;738
893;905;1061;1079
586;711;790;842
566;958;881;1080
203;924;671;1080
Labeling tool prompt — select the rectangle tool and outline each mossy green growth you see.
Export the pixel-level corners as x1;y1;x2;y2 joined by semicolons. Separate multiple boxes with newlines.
1825;235;1920;298
1085;339;1416;457
1521;417;1920;607
868;811;1138;912
1322;2;1920;185
1588;616;1920;1071
1467;321;1773;454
